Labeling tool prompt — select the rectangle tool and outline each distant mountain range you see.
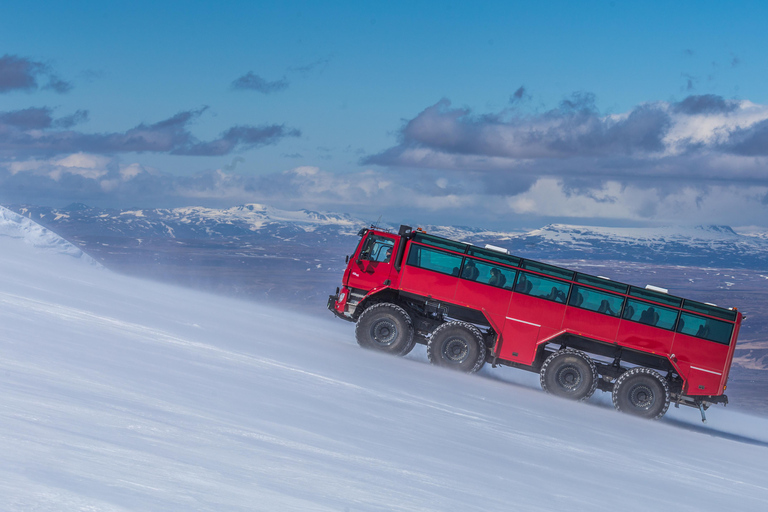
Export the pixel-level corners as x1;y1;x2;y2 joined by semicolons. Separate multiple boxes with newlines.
5;202;768;268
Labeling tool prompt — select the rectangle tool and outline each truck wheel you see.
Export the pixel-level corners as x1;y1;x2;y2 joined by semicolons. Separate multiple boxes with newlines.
539;349;598;401
355;303;414;356
612;368;670;420
426;321;486;373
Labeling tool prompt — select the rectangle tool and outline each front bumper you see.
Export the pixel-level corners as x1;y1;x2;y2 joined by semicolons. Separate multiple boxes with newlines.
327;288;354;322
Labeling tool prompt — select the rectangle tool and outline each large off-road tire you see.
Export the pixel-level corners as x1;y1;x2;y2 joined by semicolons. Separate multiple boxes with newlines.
355;303;414;356
426;321;486;373
539;348;598;401
612;367;670;420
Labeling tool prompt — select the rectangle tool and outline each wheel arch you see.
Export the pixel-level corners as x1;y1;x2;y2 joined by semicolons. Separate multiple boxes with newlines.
353;288;401;320
535;332;682;382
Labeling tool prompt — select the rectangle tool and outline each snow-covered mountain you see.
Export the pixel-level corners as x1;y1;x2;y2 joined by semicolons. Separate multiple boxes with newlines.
498;223;768;267
6;203;768;268
2;210;768;511
9;203;363;240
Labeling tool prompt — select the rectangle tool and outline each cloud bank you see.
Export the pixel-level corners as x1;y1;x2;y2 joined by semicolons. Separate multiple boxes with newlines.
363;94;768;183
0;54;71;94
1;92;767;228
0;107;300;157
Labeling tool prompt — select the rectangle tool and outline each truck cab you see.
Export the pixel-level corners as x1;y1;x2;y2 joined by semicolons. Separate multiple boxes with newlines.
329;226;409;320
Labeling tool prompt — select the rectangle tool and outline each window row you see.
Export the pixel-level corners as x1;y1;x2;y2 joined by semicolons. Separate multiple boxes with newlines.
405;243;734;345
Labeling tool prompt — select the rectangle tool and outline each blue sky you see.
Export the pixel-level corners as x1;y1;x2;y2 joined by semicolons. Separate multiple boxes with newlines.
1;1;767;228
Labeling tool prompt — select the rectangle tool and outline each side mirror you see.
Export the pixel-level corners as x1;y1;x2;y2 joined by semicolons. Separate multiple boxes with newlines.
345;255;349;263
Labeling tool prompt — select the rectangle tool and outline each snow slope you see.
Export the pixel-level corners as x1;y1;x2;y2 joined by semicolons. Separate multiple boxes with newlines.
1;230;768;511
0;205;99;265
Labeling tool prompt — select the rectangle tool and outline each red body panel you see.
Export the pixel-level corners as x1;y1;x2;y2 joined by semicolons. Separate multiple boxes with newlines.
399;265;458;301
455;279;511;320
562;307;621;344
616;321;675;358
502;293;567;364
671;333;731;395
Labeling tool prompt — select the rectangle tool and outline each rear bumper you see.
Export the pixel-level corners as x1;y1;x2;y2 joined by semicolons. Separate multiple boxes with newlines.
673;393;729;409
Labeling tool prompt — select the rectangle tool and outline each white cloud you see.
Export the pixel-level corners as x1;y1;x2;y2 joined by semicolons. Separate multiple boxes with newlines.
54;153;110;169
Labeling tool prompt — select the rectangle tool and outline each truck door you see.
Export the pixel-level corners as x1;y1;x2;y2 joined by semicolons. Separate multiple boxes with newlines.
351;233;397;291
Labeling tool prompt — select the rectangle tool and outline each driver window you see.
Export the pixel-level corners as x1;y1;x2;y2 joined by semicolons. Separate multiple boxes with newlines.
361;235;395;262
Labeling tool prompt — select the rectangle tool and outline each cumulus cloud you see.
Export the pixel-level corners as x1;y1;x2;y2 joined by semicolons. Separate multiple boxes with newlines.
366;95;672;166
671;94;737;115
364;94;768;184
0;106;300;157
231;72;289;93
346;93;768;226
0;54;72;93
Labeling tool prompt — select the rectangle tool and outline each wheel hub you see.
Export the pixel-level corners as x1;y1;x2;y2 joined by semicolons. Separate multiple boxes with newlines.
629;384;655;409
556;365;582;390
371;319;397;346
443;337;469;363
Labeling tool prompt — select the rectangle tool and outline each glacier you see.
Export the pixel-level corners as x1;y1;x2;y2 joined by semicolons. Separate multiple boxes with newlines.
1;216;768;511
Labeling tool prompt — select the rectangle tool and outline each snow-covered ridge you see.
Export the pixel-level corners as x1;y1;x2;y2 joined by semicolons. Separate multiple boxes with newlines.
528;223;741;243
5;202;768;267
0;206;100;266
123;203;360;232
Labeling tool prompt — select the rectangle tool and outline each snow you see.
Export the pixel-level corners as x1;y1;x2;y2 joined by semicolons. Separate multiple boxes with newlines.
528;223;744;244
1;222;768;510
0;206;100;266
165;204;359;232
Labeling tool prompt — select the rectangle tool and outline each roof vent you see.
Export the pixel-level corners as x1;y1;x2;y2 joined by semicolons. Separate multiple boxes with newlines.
645;284;669;294
705;302;718;307
484;244;510;255
597;276;610;280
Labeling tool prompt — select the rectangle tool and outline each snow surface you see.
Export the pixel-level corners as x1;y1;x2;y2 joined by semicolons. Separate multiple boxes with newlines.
1;225;768;511
0;206;99;266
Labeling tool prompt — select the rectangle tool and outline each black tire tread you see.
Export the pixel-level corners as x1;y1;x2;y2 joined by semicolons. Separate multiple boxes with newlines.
426;321;486;373
539;348;598;401
355;303;414;356
612;367;670;420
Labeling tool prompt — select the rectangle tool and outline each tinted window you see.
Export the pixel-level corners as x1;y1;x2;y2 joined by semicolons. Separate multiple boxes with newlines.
412;233;468;253
467;246;521;267
682;300;737;321
677;313;734;345
629;286;682;307
570;285;624;317
406;244;463;276
521;260;575;280
575;273;628;294
622;299;678;330
360;235;395;262
462;258;517;290
515;271;570;303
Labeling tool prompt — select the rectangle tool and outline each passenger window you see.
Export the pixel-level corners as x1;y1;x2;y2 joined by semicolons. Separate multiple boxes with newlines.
406;244;464;276
677;312;734;345
462;258;516;289
623;299;678;330
569;285;624;317
515;271;570;303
